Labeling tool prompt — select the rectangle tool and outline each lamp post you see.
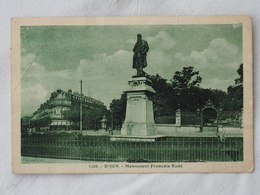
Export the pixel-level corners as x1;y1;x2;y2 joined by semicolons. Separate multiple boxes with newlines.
80;80;82;135
111;110;114;130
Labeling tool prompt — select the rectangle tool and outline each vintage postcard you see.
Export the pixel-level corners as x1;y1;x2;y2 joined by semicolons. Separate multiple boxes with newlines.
11;16;253;174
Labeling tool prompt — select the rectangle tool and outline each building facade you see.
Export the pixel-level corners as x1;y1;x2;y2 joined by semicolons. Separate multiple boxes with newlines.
30;89;106;130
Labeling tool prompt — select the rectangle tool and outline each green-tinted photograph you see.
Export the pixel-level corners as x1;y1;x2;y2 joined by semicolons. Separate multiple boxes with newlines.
20;23;244;164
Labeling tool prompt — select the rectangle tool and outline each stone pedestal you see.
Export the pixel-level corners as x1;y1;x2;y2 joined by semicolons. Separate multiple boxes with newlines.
121;77;156;136
111;77;161;141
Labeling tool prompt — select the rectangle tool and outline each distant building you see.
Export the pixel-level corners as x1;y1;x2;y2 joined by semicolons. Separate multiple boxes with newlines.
30;89;106;129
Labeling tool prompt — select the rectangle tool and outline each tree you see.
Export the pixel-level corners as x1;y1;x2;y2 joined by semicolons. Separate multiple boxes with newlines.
235;63;243;84
21;116;31;133
147;74;176;116
64;107;80;124
109;94;127;130
169;67;203;111
30;115;52;130
224;64;243;111
63;104;109;130
85;105;110;130
171;66;202;90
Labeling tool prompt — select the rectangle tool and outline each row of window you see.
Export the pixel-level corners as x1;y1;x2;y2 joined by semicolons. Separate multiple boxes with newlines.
50;99;71;106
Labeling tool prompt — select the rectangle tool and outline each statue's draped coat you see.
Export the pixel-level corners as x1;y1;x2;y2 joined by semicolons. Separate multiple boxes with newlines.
132;40;149;69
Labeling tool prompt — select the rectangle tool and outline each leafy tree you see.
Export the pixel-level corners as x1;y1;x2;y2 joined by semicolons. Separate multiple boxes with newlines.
169;67;203;111
147;74;176;116
84;105;110;130
21;116;31;133
235;64;243;84
63;104;109;130
171;66;202;90
63;106;80;125
222;64;243;111
109;94;127;130
30;115;52;130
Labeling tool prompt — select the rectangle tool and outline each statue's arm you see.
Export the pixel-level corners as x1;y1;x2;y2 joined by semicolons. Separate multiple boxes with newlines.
133;43;137;52
141;41;149;54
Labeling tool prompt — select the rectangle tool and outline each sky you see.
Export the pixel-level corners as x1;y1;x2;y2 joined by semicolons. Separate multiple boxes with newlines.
21;24;242;115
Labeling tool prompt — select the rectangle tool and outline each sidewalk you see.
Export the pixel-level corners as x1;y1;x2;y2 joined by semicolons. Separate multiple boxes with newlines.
22;156;96;164
59;128;242;138
63;130;121;136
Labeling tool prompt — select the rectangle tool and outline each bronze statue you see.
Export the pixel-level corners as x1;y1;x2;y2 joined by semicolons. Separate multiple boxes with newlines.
132;34;149;76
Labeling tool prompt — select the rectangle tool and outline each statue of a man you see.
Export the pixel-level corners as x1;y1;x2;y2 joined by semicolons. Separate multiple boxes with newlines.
132;34;149;76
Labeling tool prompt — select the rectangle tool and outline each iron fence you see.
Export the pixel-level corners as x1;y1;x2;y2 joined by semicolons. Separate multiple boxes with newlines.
21;135;243;162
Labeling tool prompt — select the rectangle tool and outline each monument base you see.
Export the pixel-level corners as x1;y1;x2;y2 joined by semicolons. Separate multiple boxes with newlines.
121;122;156;136
110;135;167;142
120;77;157;138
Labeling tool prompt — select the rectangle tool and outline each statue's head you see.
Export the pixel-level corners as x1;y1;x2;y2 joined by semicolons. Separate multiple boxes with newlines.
137;33;142;40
